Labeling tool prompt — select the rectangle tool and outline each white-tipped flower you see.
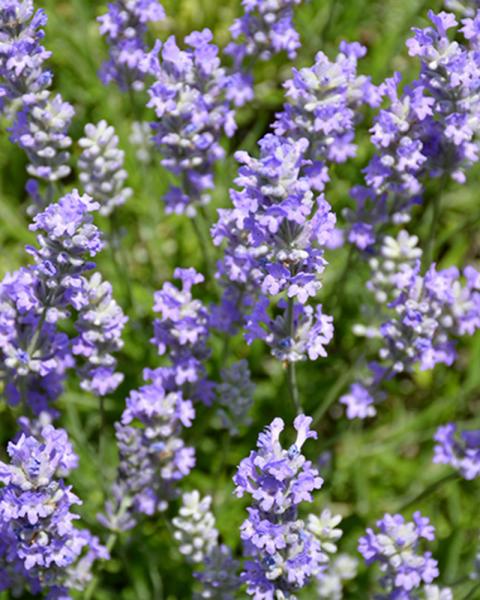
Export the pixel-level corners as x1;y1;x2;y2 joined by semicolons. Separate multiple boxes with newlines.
317;553;358;600
307;509;343;554
78;120;132;216
173;491;219;564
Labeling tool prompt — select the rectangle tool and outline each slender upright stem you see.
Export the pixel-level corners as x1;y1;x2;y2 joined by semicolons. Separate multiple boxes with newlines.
396;472;458;512
84;531;118;600
286;298;301;414
463;582;480;600
191;215;214;280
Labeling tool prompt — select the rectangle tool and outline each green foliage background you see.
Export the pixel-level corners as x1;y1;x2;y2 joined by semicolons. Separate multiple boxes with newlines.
1;0;480;598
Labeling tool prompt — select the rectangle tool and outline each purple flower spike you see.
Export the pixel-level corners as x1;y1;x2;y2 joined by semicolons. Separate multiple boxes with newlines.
433;423;480;480
234;416;328;598
98;0;165;91
148;30;236;215
0;423;107;596
359;512;441;598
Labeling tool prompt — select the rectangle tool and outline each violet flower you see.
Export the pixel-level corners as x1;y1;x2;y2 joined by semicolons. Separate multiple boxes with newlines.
0;422;108;596
359;512;442;598
233;415;329;598
147;29;236;216
433;423;480;479
98;0;165;91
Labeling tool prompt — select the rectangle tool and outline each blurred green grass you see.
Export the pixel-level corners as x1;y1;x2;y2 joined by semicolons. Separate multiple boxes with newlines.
1;0;479;598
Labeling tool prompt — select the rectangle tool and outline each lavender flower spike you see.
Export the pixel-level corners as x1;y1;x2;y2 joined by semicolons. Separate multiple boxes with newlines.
0;422;108;596
433;423;480;480
359;512;441;597
148;29;236;215
98;0;165;91
78;120;133;216
234;415;329;598
0;0;52;111
173;490;219;564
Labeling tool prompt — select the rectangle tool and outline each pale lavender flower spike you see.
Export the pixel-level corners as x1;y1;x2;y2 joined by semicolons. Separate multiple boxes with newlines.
359;512;445;599
234;415;331;598
98;0;165;91
0;422;108;596
147;29;236;215
433;423;480;480
0;0;74;214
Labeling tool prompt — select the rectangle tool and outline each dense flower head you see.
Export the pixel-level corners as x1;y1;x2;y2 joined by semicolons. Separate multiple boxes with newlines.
212;133;335;359
359;512;440;597
100;369;196;531
152;268;212;401
342;247;480;418
226;0;302;66
274;41;380;174
147;29;236;215
0;266;71;413
10;91;74;190
27;190;103;303
98;0;165;91
78;120;133;216
72;272;127;396
0;190;127;412
173;491;219;564
234;415;329;598
0;0;52;110
0;1;74;214
348;11;480;247
433;423;480;479
0;423;107;596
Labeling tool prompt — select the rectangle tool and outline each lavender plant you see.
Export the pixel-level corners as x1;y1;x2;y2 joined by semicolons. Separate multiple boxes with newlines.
1;0;480;597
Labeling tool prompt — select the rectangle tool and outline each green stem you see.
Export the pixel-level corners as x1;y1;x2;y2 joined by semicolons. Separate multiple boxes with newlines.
312;365;353;426
84;531;118;600
191;214;214;282
463;582;480;600
286;299;301;415
109;215;134;312
396;472;459;512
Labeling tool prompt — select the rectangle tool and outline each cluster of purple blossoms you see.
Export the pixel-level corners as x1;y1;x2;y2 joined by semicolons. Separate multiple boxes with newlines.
98;0;165;91
102;269;211;531
101;368;196;531
234;415;330;598
341;232;480;418
147;29;236;216
0;422;107;597
72;272;127;396
78;120;133;217
274;41;380;176
0;1;74;214
348;11;480;248
173;490;241;599
0;0;51;111
152;268;213;403
11;92;75;214
358;512;446;598
225;0;303;106
433;423;480;479
0;190;126;413
212;133;335;360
